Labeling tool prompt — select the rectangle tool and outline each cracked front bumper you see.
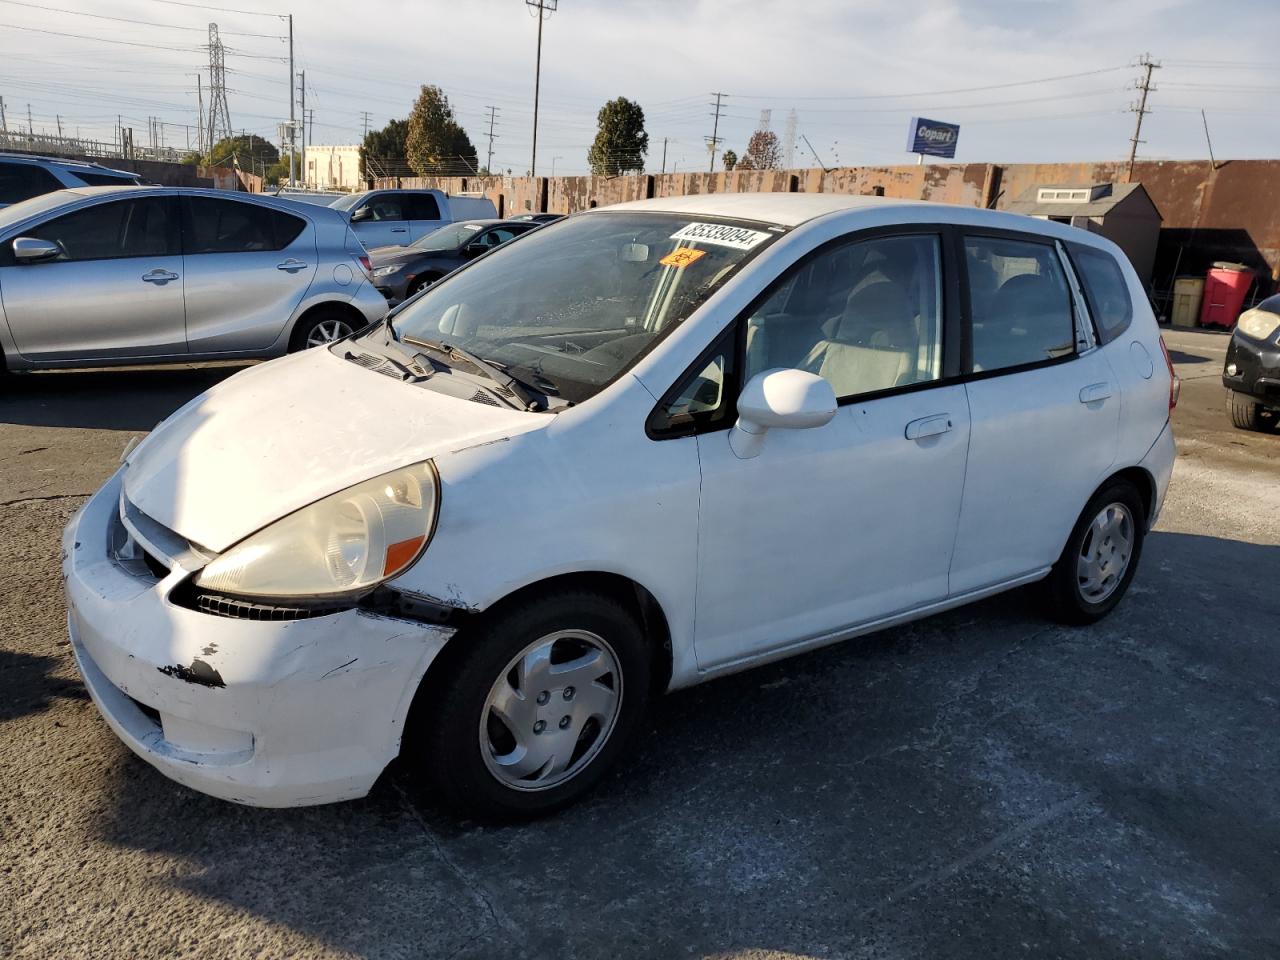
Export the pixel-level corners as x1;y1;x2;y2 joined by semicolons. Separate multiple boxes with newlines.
62;470;455;807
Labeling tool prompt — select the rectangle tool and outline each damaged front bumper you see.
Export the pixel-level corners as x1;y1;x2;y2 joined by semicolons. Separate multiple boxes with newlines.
62;470;456;807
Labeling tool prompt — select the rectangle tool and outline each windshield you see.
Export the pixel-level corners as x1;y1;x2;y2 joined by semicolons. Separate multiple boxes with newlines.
329;193;364;211
411;222;485;252
385;212;781;404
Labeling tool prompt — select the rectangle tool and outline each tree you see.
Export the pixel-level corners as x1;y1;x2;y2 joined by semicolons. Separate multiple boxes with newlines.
359;118;410;183
737;130;781;171
721;149;738;172
406;85;477;177
205;134;278;170
587;97;648;175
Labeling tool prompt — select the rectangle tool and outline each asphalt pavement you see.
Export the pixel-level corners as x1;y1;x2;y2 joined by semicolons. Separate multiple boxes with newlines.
2;329;1277;959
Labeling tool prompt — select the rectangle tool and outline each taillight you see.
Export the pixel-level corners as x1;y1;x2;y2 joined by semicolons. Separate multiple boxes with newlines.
1158;335;1180;410
355;254;372;277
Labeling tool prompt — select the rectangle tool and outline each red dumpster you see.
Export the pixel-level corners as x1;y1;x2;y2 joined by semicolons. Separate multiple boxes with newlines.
1199;262;1253;329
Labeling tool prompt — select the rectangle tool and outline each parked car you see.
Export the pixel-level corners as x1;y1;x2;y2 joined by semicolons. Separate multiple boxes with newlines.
63;193;1176;820
0;186;386;369
0;153;145;208
330;188;497;249
510;213;565;224
1223;294;1280;431
369;219;542;304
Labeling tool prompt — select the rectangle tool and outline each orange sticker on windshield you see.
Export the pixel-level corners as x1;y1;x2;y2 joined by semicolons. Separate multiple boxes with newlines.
660;247;707;268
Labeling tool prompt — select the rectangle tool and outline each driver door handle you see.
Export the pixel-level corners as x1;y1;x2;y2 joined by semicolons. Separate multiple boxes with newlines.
905;414;953;440
276;258;309;272
141;269;178;284
391;227;408;233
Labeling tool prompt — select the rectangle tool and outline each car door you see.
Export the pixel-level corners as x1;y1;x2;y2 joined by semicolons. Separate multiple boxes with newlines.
179;195;318;353
0;194;185;360
406;193;443;242
667;230;971;671
349;191;411;248
948;231;1120;595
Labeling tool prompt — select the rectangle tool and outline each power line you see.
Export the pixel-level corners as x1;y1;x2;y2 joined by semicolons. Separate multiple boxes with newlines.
0;0;284;37
0;21;201;51
145;0;284;17
733;64;1131;101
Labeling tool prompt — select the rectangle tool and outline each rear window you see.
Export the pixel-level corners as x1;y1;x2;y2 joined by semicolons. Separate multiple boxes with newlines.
1070;244;1133;344
74;171;143;187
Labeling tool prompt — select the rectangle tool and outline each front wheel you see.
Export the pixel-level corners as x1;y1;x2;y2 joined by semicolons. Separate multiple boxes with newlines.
1041;480;1146;625
409;590;652;820
1227;389;1267;431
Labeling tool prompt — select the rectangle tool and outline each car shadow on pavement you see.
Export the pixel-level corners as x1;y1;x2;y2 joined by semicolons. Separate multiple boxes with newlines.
0;365;251;432
0;648;88;724
1166;349;1214;365
81;531;1280;959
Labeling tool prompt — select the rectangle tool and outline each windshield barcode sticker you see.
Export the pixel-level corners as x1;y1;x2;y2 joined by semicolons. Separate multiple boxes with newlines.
669;222;771;250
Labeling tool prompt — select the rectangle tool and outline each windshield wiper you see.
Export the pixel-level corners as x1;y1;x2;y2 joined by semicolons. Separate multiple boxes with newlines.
402;334;542;411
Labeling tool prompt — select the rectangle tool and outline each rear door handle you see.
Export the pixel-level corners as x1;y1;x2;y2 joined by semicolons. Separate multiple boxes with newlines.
905;414;953;440
276;258;309;272
390;227;408;233
1079;382;1113;404
141;269;178;284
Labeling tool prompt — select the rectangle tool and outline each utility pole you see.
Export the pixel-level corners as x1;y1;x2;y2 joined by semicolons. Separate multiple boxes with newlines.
1126;53;1160;181
360;110;372;141
298;69;306;188
196;73;204;155
707;92;726;172
287;13;295;187
661;137;668;174
525;0;557;177
55;114;62;139
27;103;32;138
484;105;500;174
1;96;8;138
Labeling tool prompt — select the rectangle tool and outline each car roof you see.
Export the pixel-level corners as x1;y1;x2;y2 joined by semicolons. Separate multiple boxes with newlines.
0;152;135;174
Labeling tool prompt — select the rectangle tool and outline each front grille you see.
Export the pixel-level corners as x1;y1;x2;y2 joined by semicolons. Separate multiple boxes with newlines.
190;589;346;621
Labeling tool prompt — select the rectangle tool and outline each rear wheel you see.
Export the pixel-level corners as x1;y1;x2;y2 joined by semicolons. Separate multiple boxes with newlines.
1041;480;1146;625
1226;389;1268;431
289;308;356;352
409;590;651;821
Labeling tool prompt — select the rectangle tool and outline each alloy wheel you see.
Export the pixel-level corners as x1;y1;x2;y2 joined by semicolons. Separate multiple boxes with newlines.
479;629;622;792
306;319;354;348
1076;502;1134;604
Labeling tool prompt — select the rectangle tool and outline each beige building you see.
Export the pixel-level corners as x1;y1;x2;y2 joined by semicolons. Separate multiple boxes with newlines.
303;144;363;191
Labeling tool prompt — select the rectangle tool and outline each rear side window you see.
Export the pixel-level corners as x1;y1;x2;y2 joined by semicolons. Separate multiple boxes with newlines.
1069;243;1133;345
406;194;441;220
183;197;306;254
74;171;143;187
26;197;177;261
965;236;1075;372
0;162;62;205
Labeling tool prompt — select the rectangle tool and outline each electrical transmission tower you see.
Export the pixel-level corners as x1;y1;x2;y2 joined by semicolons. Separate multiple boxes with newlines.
783;109;797;169
757;109;772;132
707;92;726;172
205;23;232;151
1126;53;1160;180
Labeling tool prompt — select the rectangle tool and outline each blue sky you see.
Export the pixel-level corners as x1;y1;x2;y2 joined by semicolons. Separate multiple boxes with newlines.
1;0;1278;175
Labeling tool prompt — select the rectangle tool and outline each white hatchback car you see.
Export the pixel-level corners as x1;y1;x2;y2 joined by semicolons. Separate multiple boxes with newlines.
63;193;1177;819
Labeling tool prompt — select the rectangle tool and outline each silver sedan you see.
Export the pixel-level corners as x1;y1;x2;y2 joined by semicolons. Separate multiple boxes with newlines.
0;186;387;370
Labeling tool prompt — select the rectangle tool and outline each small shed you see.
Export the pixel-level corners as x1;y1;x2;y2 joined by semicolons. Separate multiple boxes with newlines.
1006;182;1162;284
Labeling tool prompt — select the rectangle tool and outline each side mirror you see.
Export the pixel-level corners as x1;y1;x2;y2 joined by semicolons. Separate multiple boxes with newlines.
462;242;487;258
349;206;372;223
12;237;62;264
730;369;837;459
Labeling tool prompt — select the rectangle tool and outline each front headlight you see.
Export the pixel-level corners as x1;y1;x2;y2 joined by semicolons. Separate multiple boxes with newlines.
195;462;438;600
1237;308;1280;342
373;263;404;278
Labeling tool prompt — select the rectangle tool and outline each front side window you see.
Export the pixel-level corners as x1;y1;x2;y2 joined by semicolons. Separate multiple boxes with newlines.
1069;243;1133;345
27;197;176;261
965;235;1075;372
744;233;944;400
475;226;521;249
356;194;406;221
183;197;305;254
387;212;779;404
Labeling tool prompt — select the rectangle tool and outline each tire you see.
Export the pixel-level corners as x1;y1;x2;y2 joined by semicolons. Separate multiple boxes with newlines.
1041;480;1146;625
409;589;652;821
289;308;357;352
1227;389;1265;431
406;275;438;300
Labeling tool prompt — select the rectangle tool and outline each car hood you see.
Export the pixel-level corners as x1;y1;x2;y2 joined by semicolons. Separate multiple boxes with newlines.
123;347;540;552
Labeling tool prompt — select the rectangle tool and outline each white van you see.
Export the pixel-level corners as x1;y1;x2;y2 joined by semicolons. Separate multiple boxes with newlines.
63;193;1177;819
